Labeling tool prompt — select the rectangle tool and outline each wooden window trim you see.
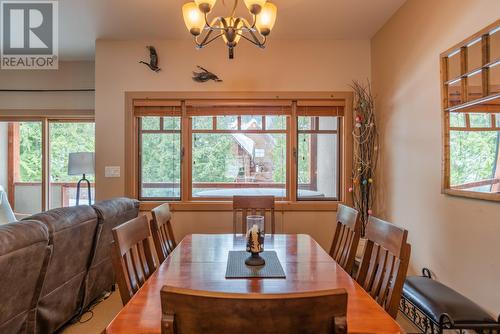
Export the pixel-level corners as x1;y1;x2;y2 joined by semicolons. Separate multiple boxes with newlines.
441;19;500;202
125;92;354;212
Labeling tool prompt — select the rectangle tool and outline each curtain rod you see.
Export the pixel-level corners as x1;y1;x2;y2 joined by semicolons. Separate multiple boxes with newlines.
0;89;95;92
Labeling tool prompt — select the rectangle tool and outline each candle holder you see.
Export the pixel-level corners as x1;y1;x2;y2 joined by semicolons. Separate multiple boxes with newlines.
245;215;265;266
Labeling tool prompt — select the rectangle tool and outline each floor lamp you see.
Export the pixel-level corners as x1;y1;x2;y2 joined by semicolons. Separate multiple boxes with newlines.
68;152;95;206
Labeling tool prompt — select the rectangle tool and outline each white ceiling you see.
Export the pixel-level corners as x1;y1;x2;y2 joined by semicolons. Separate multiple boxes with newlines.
60;0;406;60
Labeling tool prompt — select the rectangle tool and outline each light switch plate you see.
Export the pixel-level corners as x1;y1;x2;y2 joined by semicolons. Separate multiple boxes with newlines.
105;166;121;178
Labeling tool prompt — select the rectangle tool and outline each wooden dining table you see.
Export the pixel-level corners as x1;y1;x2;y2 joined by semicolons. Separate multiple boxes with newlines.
105;234;404;333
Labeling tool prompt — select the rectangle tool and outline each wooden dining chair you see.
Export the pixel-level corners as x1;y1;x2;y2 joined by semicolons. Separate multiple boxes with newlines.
160;286;348;334
150;203;177;264
329;204;361;275
111;215;156;305
232;195;275;235
355;216;411;319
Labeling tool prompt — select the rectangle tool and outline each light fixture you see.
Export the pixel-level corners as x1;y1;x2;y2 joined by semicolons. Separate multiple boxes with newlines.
182;0;278;59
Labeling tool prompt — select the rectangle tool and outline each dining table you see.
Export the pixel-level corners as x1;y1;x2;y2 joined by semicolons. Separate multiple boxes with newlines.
105;234;404;333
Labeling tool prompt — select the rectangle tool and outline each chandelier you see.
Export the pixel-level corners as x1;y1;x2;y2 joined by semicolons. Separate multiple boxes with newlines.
182;0;278;59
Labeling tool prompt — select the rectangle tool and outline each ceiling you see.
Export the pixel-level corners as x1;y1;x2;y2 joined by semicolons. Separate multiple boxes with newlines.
60;0;406;60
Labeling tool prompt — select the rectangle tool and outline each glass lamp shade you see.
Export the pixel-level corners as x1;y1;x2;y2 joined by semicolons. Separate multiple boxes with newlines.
221;17;243;46
194;0;216;13
182;2;206;36
255;2;277;36
243;0;267;14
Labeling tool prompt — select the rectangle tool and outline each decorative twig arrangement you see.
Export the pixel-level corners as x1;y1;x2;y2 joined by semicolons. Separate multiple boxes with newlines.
349;80;379;236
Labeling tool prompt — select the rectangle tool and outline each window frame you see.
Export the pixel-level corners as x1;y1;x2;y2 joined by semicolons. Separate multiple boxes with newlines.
0;110;95;211
125;92;354;211
441;19;500;202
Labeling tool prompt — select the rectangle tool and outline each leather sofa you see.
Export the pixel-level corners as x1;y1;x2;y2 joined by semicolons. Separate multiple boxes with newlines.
0;197;139;334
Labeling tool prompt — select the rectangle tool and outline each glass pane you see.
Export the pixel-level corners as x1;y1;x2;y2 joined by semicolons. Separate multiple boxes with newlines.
467;38;482;70
448;51;461;80
216;116;238;130
142;117;160;130
192;116;213;130
450;112;466;127
49;122;95;209
318;117;338;130
141;121;181;199
298;116;312;130
163;117;181;130
448;79;462;107
297;133;338;200
496;114;500;128
265;115;286;130
469;113;491;128
490;29;499;61
450;130;500;193
241;116;263;130
467;72;482;101
489;62;500;95
192;133;286;198
0;121;42;217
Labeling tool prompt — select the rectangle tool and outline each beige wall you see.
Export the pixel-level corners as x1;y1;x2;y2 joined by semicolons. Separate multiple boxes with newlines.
95;39;371;250
372;0;500;312
0;61;95;110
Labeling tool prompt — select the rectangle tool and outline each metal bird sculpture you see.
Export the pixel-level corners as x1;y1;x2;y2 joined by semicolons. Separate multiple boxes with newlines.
139;46;161;72
192;66;222;83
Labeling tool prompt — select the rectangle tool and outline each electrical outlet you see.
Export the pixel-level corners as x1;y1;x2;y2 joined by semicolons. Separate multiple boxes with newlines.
105;166;120;178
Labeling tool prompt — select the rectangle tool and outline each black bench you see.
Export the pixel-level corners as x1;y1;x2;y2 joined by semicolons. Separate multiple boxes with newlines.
400;268;500;334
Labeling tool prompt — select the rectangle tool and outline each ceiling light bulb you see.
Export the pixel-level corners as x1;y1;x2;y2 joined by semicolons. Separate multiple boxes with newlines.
255;2;277;36
194;0;217;13
182;2;206;36
243;0;267;15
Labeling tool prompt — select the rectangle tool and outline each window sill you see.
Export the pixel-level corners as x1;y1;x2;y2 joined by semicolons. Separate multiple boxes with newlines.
139;200;341;212
443;188;500;202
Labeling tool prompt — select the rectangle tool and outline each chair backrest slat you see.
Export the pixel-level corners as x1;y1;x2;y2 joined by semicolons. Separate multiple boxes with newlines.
232;196;275;235
150;204;177;264
161;287;348;334
329;204;361;275
356;216;411;318
112;215;156;305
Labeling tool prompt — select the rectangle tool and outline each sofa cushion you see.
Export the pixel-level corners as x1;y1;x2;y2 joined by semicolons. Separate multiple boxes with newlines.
403;276;496;325
0;220;50;334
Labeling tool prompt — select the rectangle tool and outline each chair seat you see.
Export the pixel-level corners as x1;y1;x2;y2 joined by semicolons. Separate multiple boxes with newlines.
403;276;497;325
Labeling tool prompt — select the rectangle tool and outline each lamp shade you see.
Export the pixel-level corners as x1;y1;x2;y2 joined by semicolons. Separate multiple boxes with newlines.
182;2;206;35
255;2;277;36
68;152;95;176
243;0;267;14
194;0;216;13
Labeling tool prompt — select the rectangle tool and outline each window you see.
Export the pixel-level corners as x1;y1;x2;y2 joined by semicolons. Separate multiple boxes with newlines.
139;116;181;200
441;20;500;201
191;115;287;199
49;121;95;208
0;116;95;213
130;94;352;207
297;116;340;200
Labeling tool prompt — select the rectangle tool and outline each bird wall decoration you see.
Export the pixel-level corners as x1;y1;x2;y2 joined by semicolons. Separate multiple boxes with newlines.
192;66;222;83
139;46;161;72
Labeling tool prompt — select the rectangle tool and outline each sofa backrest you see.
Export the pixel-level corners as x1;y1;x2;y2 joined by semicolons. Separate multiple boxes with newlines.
25;205;98;334
82;197;140;308
0;220;51;334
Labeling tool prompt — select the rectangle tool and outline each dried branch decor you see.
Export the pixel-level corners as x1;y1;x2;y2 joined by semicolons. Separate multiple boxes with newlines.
349;80;379;236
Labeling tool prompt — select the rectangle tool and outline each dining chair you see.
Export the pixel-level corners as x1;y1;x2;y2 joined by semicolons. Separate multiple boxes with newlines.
111;215;156;305
329;204;361;275
160;286;348;334
355;215;411;319
150;203;177;264
232;195;275;235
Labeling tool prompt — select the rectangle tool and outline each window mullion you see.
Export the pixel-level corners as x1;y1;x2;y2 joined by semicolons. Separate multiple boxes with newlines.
181;101;191;201
289;101;298;202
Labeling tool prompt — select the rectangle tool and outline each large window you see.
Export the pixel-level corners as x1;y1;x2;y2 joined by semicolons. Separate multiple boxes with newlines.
441;20;500;201
0;116;95;214
131;96;351;206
